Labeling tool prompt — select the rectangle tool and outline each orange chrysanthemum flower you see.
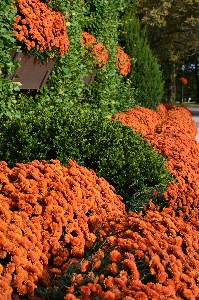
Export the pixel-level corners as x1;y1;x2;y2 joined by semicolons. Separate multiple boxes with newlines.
80;285;91;295
82;32;108;68
115;45;131;76
13;0;69;57
0;159;126;298
109;249;122;263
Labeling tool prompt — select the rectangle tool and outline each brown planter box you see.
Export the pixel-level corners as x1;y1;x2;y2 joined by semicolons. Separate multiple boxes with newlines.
6;51;55;90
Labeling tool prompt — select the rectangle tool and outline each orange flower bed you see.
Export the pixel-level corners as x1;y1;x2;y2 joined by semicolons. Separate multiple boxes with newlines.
13;0;69;57
115;45;131;76
63;204;199;299
0;159;126;299
113;104;199;220
82;32;109;68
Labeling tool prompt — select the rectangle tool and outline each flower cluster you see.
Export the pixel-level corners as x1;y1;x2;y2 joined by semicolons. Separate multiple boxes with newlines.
13;0;69;57
178;77;188;85
111;105;161;136
115;45;131;76
58;205;199;299
81;32;109;68
0;159;126;298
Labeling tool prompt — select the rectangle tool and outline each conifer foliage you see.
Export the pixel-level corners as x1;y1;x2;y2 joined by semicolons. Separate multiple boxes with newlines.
119;3;164;109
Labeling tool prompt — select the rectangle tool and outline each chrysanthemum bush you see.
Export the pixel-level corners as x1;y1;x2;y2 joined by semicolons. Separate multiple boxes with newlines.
0;159;126;299
45;205;199;300
13;0;69;58
81;32;108;68
115;45;131;76
81;33;131;75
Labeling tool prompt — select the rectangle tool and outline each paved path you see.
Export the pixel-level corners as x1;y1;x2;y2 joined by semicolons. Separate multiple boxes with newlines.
186;106;199;142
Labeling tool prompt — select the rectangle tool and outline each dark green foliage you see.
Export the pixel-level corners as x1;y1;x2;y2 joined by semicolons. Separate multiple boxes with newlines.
0;0;18;75
0;0;21;118
91;125;171;200
0;102;172;202
119;3;164;109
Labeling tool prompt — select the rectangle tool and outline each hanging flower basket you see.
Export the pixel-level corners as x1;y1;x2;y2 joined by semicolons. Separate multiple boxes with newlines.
6;50;55;90
6;0;69;90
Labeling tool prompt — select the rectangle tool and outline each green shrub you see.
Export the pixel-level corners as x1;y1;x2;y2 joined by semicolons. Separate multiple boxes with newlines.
0;103;172;203
0;0;21;119
76;114;172;200
119;3;164;109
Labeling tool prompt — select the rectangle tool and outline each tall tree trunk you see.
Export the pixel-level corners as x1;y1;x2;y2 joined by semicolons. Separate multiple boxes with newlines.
195;60;199;103
168;63;177;103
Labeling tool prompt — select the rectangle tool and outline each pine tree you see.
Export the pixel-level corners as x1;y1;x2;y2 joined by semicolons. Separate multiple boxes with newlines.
119;4;164;109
